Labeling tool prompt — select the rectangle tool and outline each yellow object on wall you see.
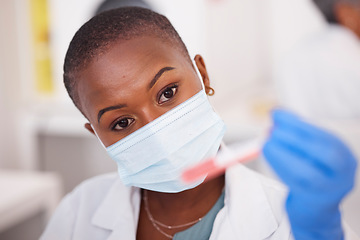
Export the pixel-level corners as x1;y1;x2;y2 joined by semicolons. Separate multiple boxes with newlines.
30;0;53;94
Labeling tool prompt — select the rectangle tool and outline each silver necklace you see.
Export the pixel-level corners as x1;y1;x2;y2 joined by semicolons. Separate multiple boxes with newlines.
143;190;204;239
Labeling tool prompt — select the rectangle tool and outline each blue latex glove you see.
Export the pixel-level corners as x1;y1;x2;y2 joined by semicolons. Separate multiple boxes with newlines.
263;109;357;240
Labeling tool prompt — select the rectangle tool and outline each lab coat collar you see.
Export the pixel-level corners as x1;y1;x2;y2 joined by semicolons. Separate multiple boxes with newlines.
91;164;281;239
91;179;141;240
223;164;280;239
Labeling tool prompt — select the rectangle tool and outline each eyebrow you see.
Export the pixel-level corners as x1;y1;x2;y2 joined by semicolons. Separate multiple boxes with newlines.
98;104;127;123
148;66;175;90
97;66;175;123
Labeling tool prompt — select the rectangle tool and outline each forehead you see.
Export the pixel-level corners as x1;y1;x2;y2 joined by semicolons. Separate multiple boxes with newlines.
76;36;192;121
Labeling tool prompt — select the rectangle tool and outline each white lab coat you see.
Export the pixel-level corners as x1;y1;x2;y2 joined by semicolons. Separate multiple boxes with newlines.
40;164;359;240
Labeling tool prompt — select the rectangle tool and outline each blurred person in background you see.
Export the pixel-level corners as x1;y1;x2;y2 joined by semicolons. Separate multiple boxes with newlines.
275;0;360;119
313;0;360;38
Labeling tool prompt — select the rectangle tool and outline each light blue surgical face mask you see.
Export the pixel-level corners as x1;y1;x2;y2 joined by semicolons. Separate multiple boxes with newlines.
93;64;226;193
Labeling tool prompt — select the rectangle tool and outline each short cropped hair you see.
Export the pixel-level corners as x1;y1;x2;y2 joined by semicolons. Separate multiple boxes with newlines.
64;7;190;115
312;0;359;23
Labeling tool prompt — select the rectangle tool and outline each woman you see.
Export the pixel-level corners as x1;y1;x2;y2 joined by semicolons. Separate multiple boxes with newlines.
41;7;358;240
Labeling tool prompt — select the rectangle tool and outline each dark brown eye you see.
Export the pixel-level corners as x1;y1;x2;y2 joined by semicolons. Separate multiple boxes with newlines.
113;118;134;130
164;88;174;98
159;86;177;104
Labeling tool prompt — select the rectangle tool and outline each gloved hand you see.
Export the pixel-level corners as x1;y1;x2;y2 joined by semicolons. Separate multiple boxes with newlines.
263;109;357;240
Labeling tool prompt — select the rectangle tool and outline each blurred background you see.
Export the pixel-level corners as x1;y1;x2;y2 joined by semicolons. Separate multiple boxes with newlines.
0;0;359;239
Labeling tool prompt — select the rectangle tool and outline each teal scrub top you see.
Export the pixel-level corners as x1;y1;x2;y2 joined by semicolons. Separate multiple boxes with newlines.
173;191;225;240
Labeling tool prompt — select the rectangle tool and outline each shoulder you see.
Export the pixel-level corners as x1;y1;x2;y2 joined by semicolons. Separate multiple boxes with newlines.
245;166;288;218
40;173;128;240
221;164;291;239
227;163;287;195
226;163;288;221
64;172;124;214
229;164;288;209
249;166;287;196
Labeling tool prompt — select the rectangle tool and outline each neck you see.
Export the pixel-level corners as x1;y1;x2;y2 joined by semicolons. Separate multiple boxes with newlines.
143;175;225;224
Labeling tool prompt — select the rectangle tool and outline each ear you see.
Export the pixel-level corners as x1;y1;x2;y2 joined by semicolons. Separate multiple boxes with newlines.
194;55;214;96
85;123;95;135
335;3;360;38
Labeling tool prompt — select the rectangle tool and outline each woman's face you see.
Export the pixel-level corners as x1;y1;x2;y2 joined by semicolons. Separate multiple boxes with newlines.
76;36;209;147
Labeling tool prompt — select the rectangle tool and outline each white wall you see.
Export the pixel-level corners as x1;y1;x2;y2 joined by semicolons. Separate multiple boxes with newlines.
148;0;207;58
0;0;23;168
205;0;273;141
268;0;326;67
0;64;4;165
49;0;104;102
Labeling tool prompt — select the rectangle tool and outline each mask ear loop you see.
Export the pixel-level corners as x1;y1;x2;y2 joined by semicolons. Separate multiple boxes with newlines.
192;59;214;96
192;59;206;94
91;124;107;149
192;60;226;148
